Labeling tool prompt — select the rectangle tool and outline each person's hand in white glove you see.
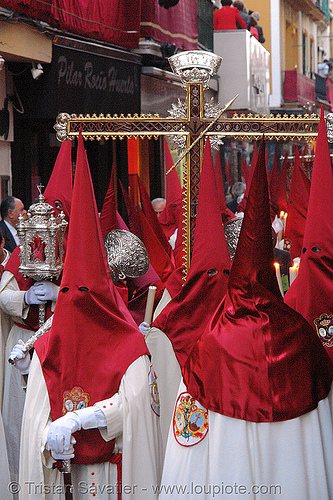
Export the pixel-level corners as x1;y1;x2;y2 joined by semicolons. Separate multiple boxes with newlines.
46;407;106;459
139;321;150;336
46;412;80;459
8;340;31;374
25;285;47;305
32;281;59;302
49;438;76;461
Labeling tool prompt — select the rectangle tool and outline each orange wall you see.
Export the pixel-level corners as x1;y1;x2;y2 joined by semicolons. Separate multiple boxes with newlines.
248;0;271;54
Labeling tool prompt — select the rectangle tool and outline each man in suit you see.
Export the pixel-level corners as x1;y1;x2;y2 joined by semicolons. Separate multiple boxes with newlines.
0;196;26;253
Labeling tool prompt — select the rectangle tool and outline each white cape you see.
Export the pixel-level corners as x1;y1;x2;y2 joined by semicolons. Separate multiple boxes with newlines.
19;354;162;500
160;380;333;499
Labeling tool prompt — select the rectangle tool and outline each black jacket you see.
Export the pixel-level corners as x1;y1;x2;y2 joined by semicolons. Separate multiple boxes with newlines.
0;220;17;253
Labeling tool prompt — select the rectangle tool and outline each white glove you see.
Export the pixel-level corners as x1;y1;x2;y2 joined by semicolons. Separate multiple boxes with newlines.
139;321;150;336
272;215;284;234
8;340;31;374
32;281;59;302
46;412;80;457
49;440;76;461
25;286;47;305
46;407;105;458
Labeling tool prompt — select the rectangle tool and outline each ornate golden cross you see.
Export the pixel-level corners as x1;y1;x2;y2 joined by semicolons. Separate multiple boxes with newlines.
54;50;328;272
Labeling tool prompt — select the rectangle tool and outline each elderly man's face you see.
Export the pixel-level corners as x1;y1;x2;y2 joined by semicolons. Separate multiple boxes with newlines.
9;198;27;227
153;201;166;217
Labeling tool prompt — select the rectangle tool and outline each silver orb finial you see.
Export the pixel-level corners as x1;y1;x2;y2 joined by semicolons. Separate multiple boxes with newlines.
168;50;222;89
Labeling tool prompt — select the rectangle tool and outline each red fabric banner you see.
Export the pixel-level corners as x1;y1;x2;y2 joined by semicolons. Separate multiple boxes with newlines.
0;0;141;48
1;0;197;49
140;0;198;50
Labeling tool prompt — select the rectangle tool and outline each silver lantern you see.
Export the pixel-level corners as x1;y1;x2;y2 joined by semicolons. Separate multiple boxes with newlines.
16;186;68;324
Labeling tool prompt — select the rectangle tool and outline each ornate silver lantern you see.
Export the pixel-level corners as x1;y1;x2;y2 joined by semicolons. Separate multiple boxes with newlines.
16;186;68;324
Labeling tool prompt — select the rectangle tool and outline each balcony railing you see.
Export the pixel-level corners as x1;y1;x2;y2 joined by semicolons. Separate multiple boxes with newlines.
283;70;315;107
283;69;333;111
314;0;330;17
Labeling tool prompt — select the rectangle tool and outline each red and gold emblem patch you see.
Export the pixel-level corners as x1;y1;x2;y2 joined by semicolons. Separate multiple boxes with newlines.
173;392;208;447
62;386;90;415
314;314;333;348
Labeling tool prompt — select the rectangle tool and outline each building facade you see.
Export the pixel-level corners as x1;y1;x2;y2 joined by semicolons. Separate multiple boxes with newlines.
247;0;331;112
0;0;199;208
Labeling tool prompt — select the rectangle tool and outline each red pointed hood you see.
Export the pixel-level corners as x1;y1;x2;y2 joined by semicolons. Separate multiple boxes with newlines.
119;181;173;284
153;139;232;367
121;179;174;282
35;131;148;464
270;149;280;214
171;185;187;270
137;174;172;256
114;208;163;325
99;166;117;238
164;186;188;298
158;139;182;239
136;203;175;283
224;158;232;188
183;136;332;423
276;152;288;213
302;108;333;256
285;107;333;362
214;149;235;223
43;140;73;220
236;142;258;213
120;181;143;241
241;156;249;184
284;147;311;259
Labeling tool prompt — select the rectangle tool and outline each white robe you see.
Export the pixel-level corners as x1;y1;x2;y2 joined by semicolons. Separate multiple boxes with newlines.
160;380;333;499
0;409;12;500
145;288;182;455
0;249;11;406
19;353;163;500
0;270;35;485
0;258;17;500
0;270;56;485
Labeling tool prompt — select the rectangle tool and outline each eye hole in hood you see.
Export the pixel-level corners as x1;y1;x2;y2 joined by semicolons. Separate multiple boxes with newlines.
207;268;218;276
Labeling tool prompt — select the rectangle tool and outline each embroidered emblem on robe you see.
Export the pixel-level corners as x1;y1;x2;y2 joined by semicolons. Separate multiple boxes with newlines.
173;392;208;446
314;314;333;348
148;365;160;416
62;386;90;414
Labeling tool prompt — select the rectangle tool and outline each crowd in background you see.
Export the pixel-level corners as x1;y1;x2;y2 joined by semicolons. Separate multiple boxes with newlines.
214;0;265;44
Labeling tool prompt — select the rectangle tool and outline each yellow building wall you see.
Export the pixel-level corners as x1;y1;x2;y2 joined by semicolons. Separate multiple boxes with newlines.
248;0;271;55
283;2;299;71
247;1;271;92
247;1;318;89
